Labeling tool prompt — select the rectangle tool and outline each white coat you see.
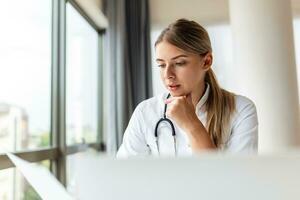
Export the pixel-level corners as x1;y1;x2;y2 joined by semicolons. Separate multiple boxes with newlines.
117;84;258;157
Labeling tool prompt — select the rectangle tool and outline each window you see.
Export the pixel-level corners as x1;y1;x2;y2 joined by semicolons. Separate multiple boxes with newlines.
66;3;99;145
0;0;52;153
0;0;105;199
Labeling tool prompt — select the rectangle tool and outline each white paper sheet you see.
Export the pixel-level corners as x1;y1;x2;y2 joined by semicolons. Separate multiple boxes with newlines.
6;153;73;200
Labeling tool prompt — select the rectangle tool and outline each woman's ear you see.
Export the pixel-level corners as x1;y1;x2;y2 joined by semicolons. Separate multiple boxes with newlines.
202;53;213;71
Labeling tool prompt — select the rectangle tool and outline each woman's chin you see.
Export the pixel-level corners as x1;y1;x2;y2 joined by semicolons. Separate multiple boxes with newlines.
169;90;185;97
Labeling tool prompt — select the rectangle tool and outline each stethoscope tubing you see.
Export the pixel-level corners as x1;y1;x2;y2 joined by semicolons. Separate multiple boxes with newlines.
154;93;177;156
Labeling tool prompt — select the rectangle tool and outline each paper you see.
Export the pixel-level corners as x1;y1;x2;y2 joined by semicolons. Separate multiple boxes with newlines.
6;153;73;200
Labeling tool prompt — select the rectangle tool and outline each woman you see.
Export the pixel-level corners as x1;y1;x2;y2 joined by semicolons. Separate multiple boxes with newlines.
117;19;258;157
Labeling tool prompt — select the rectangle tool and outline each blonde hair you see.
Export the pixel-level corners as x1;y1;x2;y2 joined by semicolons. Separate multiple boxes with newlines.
155;19;236;147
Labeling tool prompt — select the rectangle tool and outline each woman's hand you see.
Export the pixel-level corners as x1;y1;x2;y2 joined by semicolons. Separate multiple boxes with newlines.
165;95;216;151
165;95;198;131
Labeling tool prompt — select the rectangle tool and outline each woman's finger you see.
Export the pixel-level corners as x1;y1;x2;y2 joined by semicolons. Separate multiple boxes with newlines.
165;96;187;104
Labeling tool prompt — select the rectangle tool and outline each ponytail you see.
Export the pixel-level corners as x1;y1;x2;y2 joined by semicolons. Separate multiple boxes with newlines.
205;69;236;147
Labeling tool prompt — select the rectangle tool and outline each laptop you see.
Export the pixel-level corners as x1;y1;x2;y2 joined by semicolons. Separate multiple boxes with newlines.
73;152;300;200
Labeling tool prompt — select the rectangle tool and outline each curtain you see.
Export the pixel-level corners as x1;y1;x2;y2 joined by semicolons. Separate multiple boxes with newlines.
103;0;152;153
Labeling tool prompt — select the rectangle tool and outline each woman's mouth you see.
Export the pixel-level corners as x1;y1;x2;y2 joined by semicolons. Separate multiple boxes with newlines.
168;84;180;91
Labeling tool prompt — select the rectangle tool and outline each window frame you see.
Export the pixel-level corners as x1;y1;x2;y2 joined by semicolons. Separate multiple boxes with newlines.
0;0;105;187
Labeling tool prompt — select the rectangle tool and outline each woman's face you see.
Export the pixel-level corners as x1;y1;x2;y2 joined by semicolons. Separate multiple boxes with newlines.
155;41;211;97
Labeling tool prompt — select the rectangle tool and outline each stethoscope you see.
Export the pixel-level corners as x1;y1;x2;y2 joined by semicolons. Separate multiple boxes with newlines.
154;94;177;155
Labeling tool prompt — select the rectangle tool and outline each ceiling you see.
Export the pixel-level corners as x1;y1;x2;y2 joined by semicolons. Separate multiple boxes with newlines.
150;0;300;30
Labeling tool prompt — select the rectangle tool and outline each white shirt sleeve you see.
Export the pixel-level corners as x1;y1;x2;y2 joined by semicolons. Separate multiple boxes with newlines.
226;96;258;153
116;103;150;158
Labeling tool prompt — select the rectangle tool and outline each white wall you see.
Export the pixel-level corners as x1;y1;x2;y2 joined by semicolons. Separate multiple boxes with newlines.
294;18;300;98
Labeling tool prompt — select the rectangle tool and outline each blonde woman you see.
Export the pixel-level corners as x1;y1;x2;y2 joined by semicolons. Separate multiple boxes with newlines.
117;19;258;157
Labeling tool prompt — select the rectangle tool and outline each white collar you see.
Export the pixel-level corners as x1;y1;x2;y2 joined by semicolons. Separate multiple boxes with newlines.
195;83;210;111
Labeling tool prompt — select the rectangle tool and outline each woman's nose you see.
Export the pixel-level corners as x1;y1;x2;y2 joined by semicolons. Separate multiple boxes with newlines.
164;65;175;79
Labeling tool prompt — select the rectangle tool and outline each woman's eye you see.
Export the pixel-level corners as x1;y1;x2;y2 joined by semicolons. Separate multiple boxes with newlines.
175;62;185;66
157;64;166;68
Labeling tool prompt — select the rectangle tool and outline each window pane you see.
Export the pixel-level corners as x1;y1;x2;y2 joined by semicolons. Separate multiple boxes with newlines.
0;160;50;200
66;3;99;145
0;1;52;153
